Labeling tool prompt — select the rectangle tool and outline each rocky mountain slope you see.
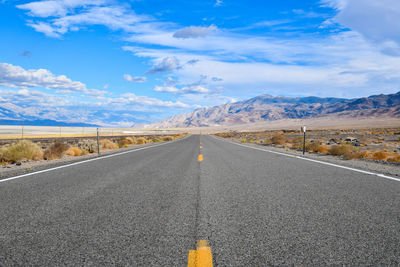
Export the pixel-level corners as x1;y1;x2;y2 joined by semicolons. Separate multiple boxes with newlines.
150;92;400;128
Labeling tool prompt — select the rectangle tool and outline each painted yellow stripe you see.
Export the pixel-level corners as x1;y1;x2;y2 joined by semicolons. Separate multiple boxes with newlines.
187;250;197;267
200;146;203;149
187;240;213;267
198;154;203;162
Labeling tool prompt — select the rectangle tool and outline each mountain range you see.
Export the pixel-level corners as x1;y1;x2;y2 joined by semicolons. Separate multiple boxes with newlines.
150;91;400;128
1;92;399;128
0;103;149;127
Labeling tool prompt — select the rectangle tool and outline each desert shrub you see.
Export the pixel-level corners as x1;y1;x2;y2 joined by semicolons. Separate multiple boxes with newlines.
328;144;353;156
328;144;358;160
0;146;7;164
44;142;70;160
305;141;329;154
270;134;286;145
136;137;147;144
161;136;174;141
65;147;83;156
372;151;388;161
289;137;303;144
78;140;98;153
118;137;136;148
100;139;119;149
387;155;400;162
216;132;234;138
4;140;43;163
152;137;162;143
125;137;136;144
355;151;370;159
306;141;324;152
118;138;130;148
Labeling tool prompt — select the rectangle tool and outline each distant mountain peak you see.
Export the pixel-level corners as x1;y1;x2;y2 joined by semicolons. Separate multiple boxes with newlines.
150;92;400;128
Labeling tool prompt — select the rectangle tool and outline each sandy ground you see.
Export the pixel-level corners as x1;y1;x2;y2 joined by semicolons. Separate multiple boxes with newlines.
216;136;400;178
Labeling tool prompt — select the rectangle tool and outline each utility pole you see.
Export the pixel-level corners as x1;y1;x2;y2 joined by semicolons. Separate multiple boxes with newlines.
97;128;100;155
21;121;24;139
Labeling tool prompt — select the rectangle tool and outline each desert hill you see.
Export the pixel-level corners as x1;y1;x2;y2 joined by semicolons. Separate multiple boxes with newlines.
150;92;400;128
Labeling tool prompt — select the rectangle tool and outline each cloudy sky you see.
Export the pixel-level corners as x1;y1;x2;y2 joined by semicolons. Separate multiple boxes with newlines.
1;0;400;126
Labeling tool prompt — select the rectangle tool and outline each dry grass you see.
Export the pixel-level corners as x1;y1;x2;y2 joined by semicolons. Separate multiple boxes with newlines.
125;137;136;144
118;137;135;148
44;142;70;160
78;140;98;153
0;146;8;164
65;147;83;156
215;132;235;138
1;140;44;163
328;144;358;160
100;139;119;149
355;151;370;159
152;137;162;143
372;151;388;161
387;155;400;162
136;137;147;144
306;141;329;154
161;136;174;141
270;134;286;145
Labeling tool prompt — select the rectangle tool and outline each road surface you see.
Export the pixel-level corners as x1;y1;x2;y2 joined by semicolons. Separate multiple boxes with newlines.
0;135;399;266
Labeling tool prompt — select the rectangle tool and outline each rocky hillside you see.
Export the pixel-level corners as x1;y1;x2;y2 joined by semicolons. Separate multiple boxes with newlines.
150;92;400;128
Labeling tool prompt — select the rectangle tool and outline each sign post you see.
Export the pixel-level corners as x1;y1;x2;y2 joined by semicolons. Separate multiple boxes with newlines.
301;126;306;155
97;128;100;155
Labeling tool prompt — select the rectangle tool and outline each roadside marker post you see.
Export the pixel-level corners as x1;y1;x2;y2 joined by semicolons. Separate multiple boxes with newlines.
301;126;306;155
97;128;101;155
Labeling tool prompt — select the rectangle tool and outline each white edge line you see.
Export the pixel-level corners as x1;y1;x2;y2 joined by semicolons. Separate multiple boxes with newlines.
0;135;191;184
211;135;400;182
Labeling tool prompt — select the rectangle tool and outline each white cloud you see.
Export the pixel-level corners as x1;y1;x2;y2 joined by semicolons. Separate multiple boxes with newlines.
146;57;180;74
18;2;151;37
181;85;210;94
154;86;179;93
16;0;400;103
173;25;217;39
0;62;87;92
123;74;147;83
214;0;223;7
17;88;30;96
17;0;106;18
154;85;210;95
322;0;400;51
117;93;189;108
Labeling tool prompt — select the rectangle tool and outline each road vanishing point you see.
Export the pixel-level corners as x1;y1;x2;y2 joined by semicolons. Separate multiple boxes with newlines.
0;135;399;266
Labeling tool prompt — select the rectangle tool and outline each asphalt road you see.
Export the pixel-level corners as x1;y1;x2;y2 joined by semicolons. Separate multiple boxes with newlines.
0;135;399;266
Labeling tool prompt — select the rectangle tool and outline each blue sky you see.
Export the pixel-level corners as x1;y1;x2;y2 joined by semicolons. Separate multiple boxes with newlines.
1;0;400;126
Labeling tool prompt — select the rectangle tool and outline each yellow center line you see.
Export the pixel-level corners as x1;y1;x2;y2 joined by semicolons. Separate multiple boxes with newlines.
198;154;203;162
200;146;203;149
187;240;213;267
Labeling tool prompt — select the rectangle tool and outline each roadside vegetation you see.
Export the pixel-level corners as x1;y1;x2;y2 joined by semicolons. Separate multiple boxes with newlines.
215;128;400;163
0;133;188;165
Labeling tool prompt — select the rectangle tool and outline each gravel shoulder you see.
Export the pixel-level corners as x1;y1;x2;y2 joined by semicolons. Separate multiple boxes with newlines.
216;136;400;178
0;141;168;180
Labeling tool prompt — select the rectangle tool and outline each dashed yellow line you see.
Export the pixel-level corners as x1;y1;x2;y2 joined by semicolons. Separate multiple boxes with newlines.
187;240;213;267
200;146;203;149
198;154;204;162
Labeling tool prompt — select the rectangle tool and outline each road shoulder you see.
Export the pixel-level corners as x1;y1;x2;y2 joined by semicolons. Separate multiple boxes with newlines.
212;135;400;178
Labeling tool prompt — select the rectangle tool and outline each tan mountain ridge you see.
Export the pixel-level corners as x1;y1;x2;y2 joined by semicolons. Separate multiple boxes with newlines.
150;92;400;128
